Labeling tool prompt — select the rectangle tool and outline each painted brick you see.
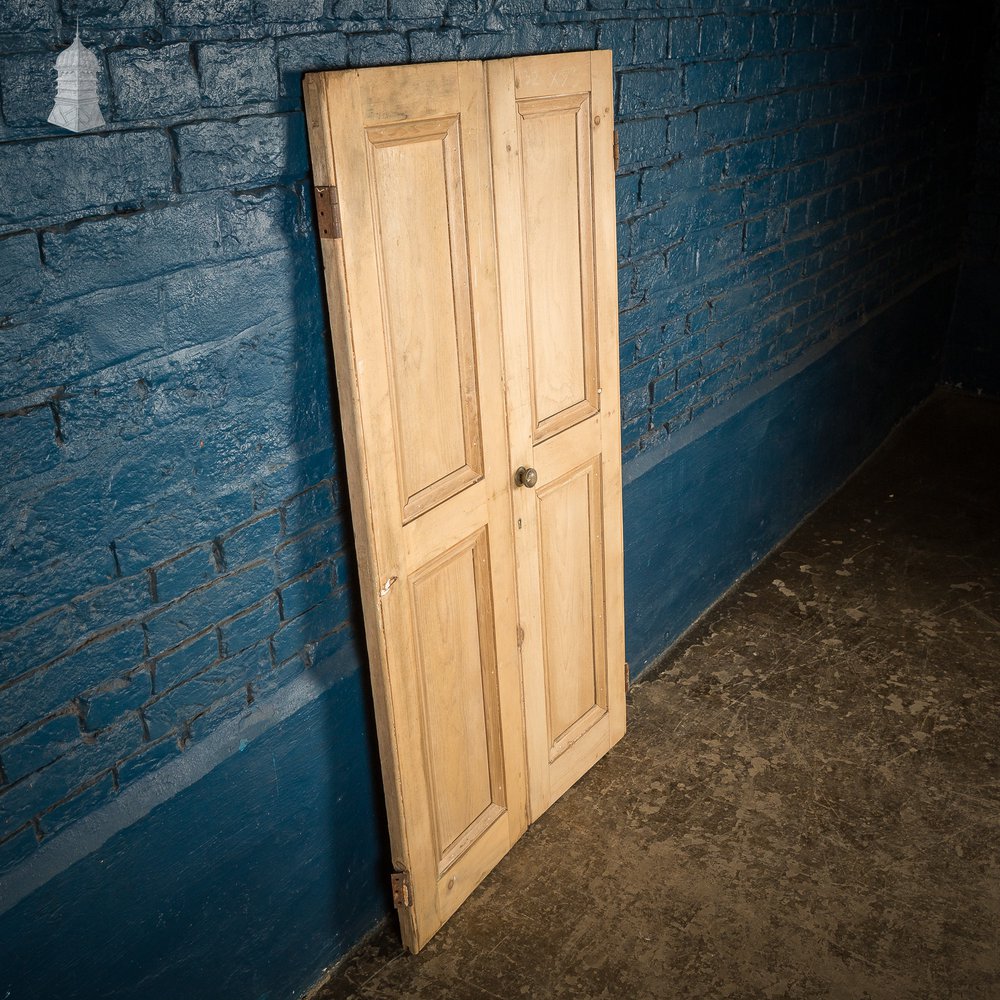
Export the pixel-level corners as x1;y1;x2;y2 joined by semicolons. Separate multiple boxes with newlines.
281;482;335;536
739;56;783;97
685;60;739;104
2;404;60;485
197;40;278;106
0;607;82;684
785;50;827;88
38;771;116;839
619;69;682;116
0;131;172;227
276;33;348;97
145;561;275;655
61;0;158;27
302;623;352;668
154;629;219;694
221;511;283;569
667;18;699;61
255;0;324;19
175;114;307;191
347;32;408;67
410;29;460;62
0;712;81;784
143;643;268;738
616;118;666;168
218;597;281;656
0;232;42;310
331;0;386;16
83;668;153;731
114;733;179;787
633;19;669;65
279;563;335;621
456;33;510;61
271;590;349;664
390;0;445;16
152;546;217;604
697;101;747;147
0;822;37;877
42;189;297;303
164;0;251;25
0;742;119;837
275;519;344;581
726;138;774;179
0;627;146;734
24;252;306;412
107;45;201;121
0;0;52;31
596;20;632;65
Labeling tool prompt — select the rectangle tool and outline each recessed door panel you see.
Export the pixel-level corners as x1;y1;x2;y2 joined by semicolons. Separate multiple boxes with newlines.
518;94;600;442
536;459;607;757
410;528;506;870
367;116;484;522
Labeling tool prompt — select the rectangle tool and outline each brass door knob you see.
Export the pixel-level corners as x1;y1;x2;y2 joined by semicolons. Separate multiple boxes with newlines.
514;466;538;488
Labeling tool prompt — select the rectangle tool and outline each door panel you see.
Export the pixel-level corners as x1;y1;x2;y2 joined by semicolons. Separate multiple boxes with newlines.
410;528;505;867
304;61;527;954
536;458;607;754
517;93;600;442
489;51;626;821
367;115;484;521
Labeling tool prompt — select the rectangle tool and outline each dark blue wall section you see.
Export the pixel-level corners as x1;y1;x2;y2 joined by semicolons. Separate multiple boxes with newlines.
0;1;983;997
625;268;955;673
0;647;390;1000
945;7;1000;396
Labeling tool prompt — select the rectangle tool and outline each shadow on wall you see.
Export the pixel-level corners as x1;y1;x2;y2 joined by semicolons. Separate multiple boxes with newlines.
280;102;396;971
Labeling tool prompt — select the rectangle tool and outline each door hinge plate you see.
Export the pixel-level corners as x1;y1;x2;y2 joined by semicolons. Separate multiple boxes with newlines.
613;129;620;173
314;184;342;240
391;870;413;909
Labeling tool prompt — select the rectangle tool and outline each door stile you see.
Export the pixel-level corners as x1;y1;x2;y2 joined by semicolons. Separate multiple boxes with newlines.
588;50;627;750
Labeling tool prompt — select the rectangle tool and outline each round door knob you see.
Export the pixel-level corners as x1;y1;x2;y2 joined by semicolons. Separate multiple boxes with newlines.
515;466;538;488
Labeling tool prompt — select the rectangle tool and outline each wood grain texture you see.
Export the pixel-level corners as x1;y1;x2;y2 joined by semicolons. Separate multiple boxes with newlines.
305;51;624;950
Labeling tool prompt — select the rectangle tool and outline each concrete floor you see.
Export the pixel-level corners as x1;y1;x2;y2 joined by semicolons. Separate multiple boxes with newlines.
311;389;1000;1000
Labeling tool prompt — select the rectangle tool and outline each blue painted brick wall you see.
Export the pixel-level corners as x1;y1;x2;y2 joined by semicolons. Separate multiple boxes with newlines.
944;6;1000;396
0;0;982;986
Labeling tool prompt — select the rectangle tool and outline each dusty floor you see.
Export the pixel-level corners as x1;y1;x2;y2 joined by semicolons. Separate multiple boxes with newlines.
312;389;1000;1000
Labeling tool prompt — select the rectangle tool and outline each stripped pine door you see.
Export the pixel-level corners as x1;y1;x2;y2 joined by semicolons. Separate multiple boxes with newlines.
488;51;626;820
304;52;624;953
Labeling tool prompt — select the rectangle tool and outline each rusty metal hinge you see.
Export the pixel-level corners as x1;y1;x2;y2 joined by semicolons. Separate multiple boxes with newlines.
391;869;413;909
613;129;620;173
314;184;342;240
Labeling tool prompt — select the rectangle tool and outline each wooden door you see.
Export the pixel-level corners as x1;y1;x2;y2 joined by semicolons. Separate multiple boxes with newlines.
303;62;528;953
303;52;625;953
488;51;626;821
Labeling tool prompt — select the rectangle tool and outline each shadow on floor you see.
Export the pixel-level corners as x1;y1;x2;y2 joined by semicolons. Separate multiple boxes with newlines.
310;388;1000;1000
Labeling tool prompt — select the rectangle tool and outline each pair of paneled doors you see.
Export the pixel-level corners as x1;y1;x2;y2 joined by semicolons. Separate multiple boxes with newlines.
304;50;625;952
